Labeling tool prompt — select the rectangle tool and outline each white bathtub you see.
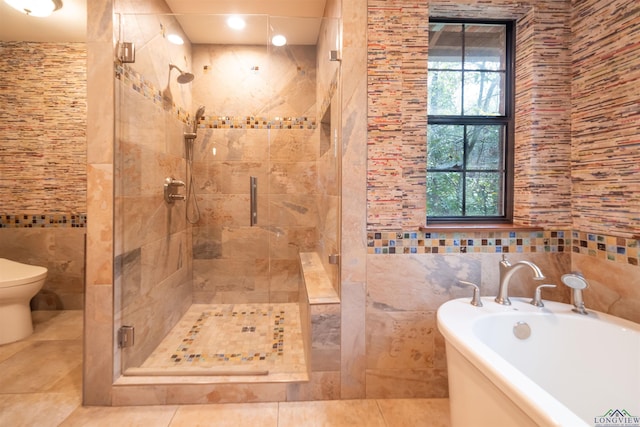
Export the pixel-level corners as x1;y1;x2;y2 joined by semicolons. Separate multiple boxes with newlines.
437;297;640;427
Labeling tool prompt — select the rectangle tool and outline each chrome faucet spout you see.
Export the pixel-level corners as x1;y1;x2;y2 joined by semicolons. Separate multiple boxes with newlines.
495;255;545;305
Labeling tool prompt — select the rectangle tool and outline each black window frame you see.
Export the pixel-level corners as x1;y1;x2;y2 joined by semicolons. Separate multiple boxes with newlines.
427;18;516;224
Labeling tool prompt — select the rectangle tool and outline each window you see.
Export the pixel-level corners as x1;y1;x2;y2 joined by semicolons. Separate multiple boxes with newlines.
427;20;514;223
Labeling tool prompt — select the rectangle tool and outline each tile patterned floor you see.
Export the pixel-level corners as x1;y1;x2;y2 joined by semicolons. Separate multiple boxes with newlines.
0;310;451;426
136;303;305;377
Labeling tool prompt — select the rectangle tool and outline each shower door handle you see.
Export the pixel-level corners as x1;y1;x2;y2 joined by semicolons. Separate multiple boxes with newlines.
250;176;257;226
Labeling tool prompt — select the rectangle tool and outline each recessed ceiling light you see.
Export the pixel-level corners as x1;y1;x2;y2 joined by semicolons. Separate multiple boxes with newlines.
167;34;184;45
227;16;246;30
4;0;62;17
272;34;287;47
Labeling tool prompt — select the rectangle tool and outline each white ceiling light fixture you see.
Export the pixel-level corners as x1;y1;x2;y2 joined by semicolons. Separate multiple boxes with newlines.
167;33;184;45
271;34;287;47
227;15;246;30
4;0;62;17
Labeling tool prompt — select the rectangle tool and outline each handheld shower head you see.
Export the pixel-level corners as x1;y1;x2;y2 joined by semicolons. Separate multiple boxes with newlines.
193;106;205;133
184;106;206;140
169;63;194;84
195;106;206;121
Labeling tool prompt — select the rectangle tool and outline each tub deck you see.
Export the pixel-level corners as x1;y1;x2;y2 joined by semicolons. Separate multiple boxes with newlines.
438;297;640;427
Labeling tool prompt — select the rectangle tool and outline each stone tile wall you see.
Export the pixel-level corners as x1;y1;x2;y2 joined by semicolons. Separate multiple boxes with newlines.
0;42;87;214
569;0;640;323
0;42;87;309
114;12;193;372
571;0;640;238
189;43;321;304
315;14;342;297
361;0;639;401
367;0;574;230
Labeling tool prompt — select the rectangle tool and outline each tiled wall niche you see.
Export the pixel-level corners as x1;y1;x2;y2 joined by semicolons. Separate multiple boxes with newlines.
0;42;87;309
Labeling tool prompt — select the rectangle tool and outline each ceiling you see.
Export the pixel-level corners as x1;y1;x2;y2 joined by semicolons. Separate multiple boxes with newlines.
0;0;328;44
0;0;86;42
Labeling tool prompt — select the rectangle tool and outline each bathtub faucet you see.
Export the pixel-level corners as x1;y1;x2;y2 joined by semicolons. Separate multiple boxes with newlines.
495;255;546;305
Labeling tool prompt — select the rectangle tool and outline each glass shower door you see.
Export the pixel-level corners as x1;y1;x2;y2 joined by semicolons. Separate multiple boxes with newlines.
114;12;196;373
114;12;341;377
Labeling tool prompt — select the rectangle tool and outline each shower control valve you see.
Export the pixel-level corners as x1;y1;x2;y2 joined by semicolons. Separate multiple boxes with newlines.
164;177;186;204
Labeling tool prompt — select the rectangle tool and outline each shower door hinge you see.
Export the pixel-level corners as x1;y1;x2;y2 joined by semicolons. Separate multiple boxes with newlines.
118;42;136;63
118;325;135;348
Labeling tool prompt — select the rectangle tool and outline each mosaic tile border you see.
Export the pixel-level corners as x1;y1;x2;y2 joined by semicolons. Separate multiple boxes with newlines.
116;63;317;130
198;115;316;130
368;229;639;267
0;214;87;228
115;63;190;123
170;308;286;365
368;230;570;254
572;231;639;266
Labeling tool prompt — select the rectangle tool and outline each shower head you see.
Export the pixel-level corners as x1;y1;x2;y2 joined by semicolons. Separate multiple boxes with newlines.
169;63;194;84
177;73;194;84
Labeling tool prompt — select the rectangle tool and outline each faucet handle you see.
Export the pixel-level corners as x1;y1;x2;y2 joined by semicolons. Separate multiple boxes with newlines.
458;280;483;307
530;283;556;307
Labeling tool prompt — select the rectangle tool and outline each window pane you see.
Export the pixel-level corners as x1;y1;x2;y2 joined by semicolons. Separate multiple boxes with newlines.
427;125;464;169
428;23;462;70
466;125;504;170
427;172;462;216
465;172;503;216
463;71;504;116
464;24;506;71
427;20;512;221
428;71;462;115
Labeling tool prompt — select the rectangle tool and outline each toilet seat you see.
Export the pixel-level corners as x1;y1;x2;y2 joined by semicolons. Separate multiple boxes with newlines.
0;258;48;288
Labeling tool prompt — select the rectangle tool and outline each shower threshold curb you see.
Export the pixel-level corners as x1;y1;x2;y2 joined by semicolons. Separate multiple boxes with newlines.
123;368;269;376
114;371;309;385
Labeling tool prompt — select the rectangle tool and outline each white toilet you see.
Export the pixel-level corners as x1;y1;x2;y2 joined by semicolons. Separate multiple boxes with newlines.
0;258;47;345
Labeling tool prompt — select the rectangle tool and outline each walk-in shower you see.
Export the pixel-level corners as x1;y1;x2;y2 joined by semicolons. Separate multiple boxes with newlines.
114;11;341;384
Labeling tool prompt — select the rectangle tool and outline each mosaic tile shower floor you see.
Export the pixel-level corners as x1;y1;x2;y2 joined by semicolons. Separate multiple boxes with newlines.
134;303;306;377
